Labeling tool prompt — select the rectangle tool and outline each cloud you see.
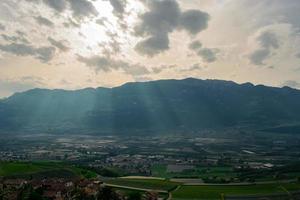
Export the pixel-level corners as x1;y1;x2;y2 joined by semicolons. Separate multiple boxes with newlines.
34;16;54;27
135;33;169;56
123;63;150;76
220;1;300;32
48;37;70;52
108;0;128;29
43;0;67;12
257;31;279;49
179;10;210;35
109;0;126;17
135;0;180;36
104;30;122;54
189;40;202;50
180;63;202;72
96;17;108;26
29;0;98;20
63;18;81;28
134;0;209;56
151;64;177;74
15;30;26;37
249;31;280;65
282;80;300;89
0;23;5;31
69;0;98;20
0;43;55;62
32;46;56;62
296;53;300;58
188;40;218;63
1;34;29;44
197;48;218;63
249;49;270;66
77;55;149;76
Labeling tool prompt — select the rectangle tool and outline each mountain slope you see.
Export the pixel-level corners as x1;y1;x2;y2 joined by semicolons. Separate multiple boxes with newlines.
1;78;300;134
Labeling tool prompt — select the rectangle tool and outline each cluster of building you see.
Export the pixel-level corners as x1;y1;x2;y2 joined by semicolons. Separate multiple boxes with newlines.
0;178;103;200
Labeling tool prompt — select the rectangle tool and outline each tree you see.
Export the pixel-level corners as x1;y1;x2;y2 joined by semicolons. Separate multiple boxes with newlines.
127;192;141;200
96;186;123;200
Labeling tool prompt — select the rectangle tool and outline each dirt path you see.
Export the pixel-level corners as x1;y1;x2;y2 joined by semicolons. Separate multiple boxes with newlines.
167;185;181;200
103;183;168;194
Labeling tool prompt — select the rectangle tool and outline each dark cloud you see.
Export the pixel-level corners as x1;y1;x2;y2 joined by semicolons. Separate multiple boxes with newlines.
123;63;150;76
180;63;202;72
15;30;27;37
241;0;300;32
135;0;180;36
109;0;128;29
48;37;70;52
69;0;98;19
134;0;209;56
197;48;218;63
29;0;98;20
0;43;55;62
249;49;270;66
96;17;108;26
151;64;177;74
1;34;29;44
258;31;279;49
31;46;56;62
106;30;122;54
0;43;36;56
77;55;149;76
179;10;210;35
249;31;280;65
34;16;54;27
189;40;202;50
63;18;81;28
43;0;67;12
135;33;169;56
0;23;5;31
109;0;126;17
282;80;300;89
152;67;164;74
188;40;218;63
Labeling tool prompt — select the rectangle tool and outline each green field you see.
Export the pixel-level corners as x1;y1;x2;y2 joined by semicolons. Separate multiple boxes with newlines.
105;178;179;191
151;164;236;179
172;183;300;199
0;161;97;179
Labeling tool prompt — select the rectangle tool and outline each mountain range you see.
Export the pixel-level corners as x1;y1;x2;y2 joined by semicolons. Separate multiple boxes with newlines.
1;78;300;134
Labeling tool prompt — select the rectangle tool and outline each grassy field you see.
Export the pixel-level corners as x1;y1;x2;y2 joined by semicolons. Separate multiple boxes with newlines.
113;188;168;199
172;183;300;199
0;161;97;179
105;177;179;191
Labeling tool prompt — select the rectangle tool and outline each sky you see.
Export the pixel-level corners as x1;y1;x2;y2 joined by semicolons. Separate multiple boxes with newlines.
0;0;300;97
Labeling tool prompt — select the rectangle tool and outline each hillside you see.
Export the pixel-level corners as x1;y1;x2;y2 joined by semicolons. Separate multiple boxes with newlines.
1;78;300;134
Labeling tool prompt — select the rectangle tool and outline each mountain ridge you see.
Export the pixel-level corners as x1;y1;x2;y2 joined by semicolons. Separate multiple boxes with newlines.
4;77;299;100
1;78;300;134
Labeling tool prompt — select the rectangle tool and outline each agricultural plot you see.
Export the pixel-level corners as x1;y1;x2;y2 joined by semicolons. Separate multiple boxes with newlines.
151;164;236;179
172;183;300;200
105;177;179;192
